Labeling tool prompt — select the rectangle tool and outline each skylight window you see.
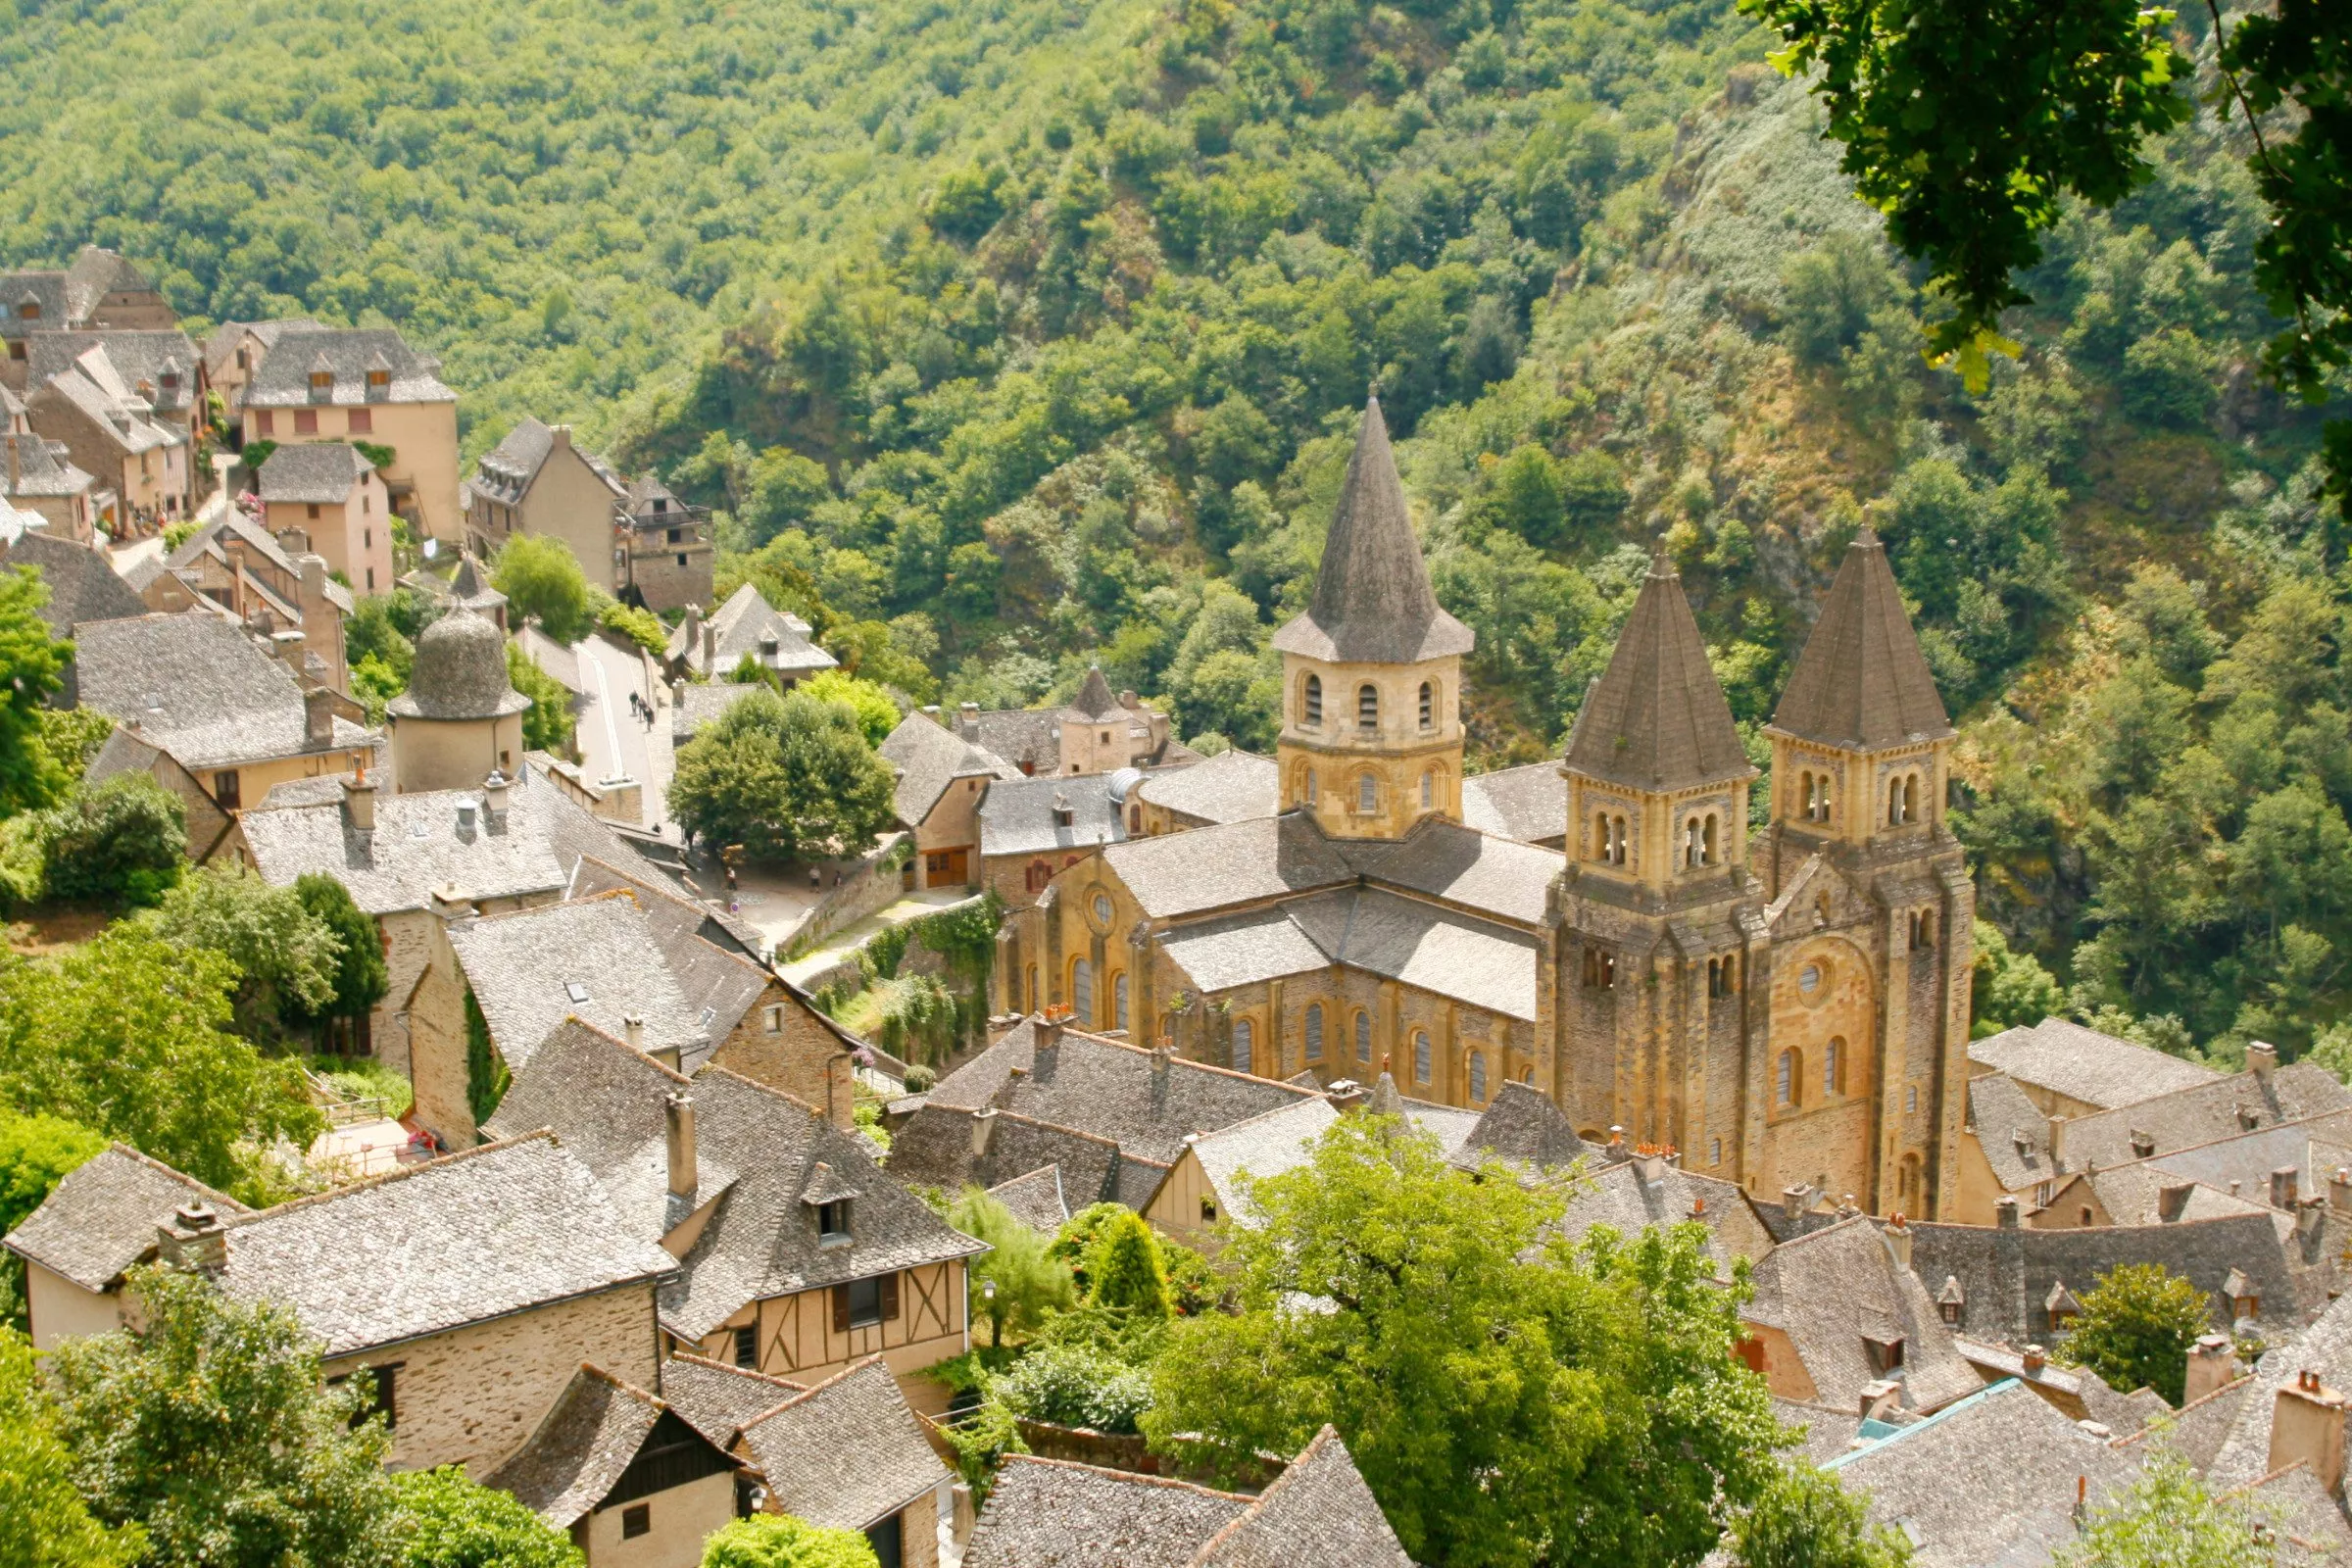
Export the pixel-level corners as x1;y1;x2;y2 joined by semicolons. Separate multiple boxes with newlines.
564;982;589;1004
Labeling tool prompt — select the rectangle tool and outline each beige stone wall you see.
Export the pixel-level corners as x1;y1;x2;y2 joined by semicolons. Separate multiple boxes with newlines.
248;401;461;544
687;1260;968;1398
1143;1149;1213;1244
326;1282;662;1475
24;1261;123;1350
405;929;477;1151
390;711;525;797
264;466;392;596
1275;652;1464;841
512;441;625;592
706;985;856;1131
577;1470;735;1568
912;775;987;889
1947;1134;2022;1227
1754;932;1878;1205
1737;1320;1817;1402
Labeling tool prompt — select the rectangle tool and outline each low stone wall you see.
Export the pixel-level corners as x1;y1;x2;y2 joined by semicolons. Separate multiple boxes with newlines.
781;832;911;959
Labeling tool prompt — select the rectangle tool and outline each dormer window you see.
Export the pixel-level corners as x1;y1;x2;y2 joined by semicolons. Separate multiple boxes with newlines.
817;1200;852;1242
2130;1130;2155;1159
15;300;36;319
366;368;389;391
1863;1334;1905;1374
310;369;333;393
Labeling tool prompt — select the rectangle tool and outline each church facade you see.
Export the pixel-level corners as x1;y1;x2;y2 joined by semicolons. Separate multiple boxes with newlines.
996;399;1974;1218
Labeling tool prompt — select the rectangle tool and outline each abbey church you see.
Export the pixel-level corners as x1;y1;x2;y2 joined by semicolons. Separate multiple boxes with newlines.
1000;399;1974;1219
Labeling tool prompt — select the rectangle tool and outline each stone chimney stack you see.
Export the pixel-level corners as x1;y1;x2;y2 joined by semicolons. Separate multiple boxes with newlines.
1151;1042;1174;1115
552;424;572;452
1858;1380;1901;1423
2022;1345;2047;1375
2333;1167;2352;1211
1782;1185;1808;1223
2186;1334;2239;1406
2270;1369;2348;1495
623;1013;646;1053
157;1201;226;1275
303;685;334;749
2274;1166;2301;1210
958;701;980;739
481;767;511;825
1996;1196;2020;1229
664;1092;697;1200
702;621;716;671
969;1106;998;1160
1032;1020;1061;1084
1884;1213;1913;1270
342;765;376;834
428;881;473;923
2046;1114;2068;1169
2249;1041;2280;1085
2158;1182;2194;1222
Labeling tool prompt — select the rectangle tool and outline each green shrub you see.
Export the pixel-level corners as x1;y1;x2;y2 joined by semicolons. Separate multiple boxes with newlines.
39;775;185;907
396;1466;583;1568
700;1514;880;1568
992;1341;1154;1434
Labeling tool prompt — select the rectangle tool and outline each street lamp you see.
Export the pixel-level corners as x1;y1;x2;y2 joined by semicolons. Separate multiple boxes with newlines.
981;1278;998;1348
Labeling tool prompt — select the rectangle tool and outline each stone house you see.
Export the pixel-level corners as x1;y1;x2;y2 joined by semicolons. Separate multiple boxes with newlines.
0;248;177;375
258;443;392;595
2;1144;251;1350
482;1017;986;1412
878;708;1018;892
205;1132;678;1474
946;666;1187;779
615;475;714;613
202;318;322;411
665;583;836;684
465;421;713;612
1129;747;1278;836
237;328;461;544
26;345;190;531
386;606;531;795
159;511;353;693
485;1362;747;1568
976;769;1129;911
0;528;148;699
1740;1214;1981;1418
76;610;373;856
0;427;98;540
25;330;203;447
964;1426;1409;1568
1143;1095;1337;1245
1967;1015;2223;1122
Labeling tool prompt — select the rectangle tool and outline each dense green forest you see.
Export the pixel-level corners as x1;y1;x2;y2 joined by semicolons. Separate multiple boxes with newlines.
2;0;2346;1058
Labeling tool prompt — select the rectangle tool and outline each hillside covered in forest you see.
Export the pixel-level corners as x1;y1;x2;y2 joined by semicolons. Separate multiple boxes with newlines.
3;0;2346;1059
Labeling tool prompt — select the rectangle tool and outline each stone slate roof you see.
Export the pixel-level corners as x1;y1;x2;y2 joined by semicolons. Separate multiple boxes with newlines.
1459;761;1566;846
258;442;374;505
669;583;836;679
0;530;146;636
470;416;626;509
889;1103;1138;1213
2205;1291;2352;1494
1271;398;1472;665
62;247;159;319
201;318;321;379
2059;1062;2352;1173
1771;528;1955;752
1134;748;1278;825
27;331;198;414
2077;1162;2274;1227
659;1353;807;1447
216;1133;675;1359
965;1456;1251;1568
241;777;571;914
1100;812;1356;921
3;1144;250;1293
241;328;455;407
1153;905;1335;994
1775;1398;1867;1465
1342;819;1562;927
483;1364;668;1529
0;429;95;501
568;856;780;1047
1967;1017;2222;1111
1828;1379;2141;1568
390;605;530;720
671;679;761;744
0;270;70;330
37;361;183;457
75;611;368;770
1965;1072;2055;1194
1282;886;1543;1020
1744;1217;1980;1415
1563;548;1753;793
1189;1426;1408;1568
1452;1082;1601;1179
986;1165;1071;1233
879;709;1018;829
1190;1098;1340;1223
735;1356;950;1532
487;1020;982;1341
1909;1210;2296;1348
1555;1159;1775;1280
980;771;1127;858
450;896;710;1072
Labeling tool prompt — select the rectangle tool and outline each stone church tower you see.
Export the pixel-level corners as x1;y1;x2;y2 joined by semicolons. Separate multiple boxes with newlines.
1554;530;1973;1218
1272;398;1475;840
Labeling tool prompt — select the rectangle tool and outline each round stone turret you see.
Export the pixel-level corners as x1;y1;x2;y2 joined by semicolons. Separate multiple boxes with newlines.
387;606;531;794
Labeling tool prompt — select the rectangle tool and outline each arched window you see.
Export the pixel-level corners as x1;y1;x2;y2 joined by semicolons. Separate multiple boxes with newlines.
1824;1036;1846;1097
1354;1010;1372;1063
1593;810;1610;862
1357;773;1377;813
1904;774;1920;822
1702;814;1718;864
1420;770;1435;809
1683;817;1701;869
1232;1017;1254;1075
1112;971;1129;1032
1305;1004;1325;1060
1612;814;1629;865
1357;684;1379;731
1412;1030;1432;1084
1303;673;1323;726
1468;1051;1487;1102
1026;860;1050;892
1071;959;1093;1023
1419;681;1434;730
1905;1084;1919;1114
1305;768;1319;805
1777;1050;1798;1106
1798;769;1813;819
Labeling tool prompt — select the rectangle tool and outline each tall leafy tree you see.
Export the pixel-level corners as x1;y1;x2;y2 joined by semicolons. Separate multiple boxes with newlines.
946;1189;1075;1347
36;775;186;907
0;1327;143;1568
1142;1114;1786;1567
668;687;896;862
48;1268;403;1568
1084;1208;1173;1320
492;534;593;643
141;864;342;1042
396;1467;583;1568
0;1108;106;1326
1729;1461;1912;1568
0;565;71;817
2057;1263;2212;1406
288;872;390;1047
2055;1447;2272;1568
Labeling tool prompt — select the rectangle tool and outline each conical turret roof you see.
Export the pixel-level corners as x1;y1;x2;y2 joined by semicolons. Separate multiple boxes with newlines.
1272;398;1474;664
1770;528;1953;751
1563;546;1753;792
1066;665;1123;721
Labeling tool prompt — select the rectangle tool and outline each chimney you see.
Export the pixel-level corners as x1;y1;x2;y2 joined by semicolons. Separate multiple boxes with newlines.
2185;1334;2239;1406
2046;1114;2067;1168
2159;1182;2194;1222
1638;1151;1667;1188
2270;1369;2348;1495
303;686;334;749
701;621;716;670
2022;1344;2047;1375
1052;791;1074;828
969;1106;998;1159
157;1201;226;1274
481;767;511;824
1324;1078;1366;1112
1782;1185;1808;1223
428;881;473;922
1152;1043;1174;1114
552;424;572;451
2301;1197;2328;1241
664;1092;697;1200
6;434;17;494
1033;1024;1060;1084
2334;1168;2352;1212
1884;1213;1913;1270
1035;1010;1064;1052
298;550;327;606
623;1013;646;1053
454;799;478;840
1996;1196;2020;1230
1858;1380;1901;1423
2274;1166;2301;1210
341;765;376;834
958;701;980;738
2249;1041;2279;1086
1605;1126;1628;1163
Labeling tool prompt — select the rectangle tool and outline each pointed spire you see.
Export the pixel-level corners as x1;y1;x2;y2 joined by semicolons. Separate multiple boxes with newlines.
1365;1071;1405;1118
1067;665;1121;720
1272;398;1474;665
1563;544;1753;792
1770;527;1954;751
